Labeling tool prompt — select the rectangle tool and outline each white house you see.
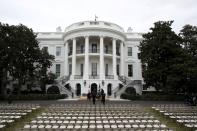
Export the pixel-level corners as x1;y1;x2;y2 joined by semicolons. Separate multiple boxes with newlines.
37;21;143;98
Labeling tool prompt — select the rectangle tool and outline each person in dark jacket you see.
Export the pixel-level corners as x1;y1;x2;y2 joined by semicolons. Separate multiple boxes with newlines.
101;89;106;105
87;90;91;101
92;89;97;105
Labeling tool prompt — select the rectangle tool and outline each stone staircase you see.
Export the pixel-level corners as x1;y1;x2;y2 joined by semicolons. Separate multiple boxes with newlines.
55;75;75;98
112;76;135;99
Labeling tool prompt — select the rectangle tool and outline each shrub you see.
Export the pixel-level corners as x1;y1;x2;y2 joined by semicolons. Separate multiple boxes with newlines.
125;87;136;95
121;92;185;101
47;86;60;94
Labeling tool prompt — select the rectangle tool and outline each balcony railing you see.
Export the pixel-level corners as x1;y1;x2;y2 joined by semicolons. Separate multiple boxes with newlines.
89;75;100;79
76;49;85;54
105;75;114;79
89;49;100;53
74;75;83;79
68;52;72;56
104;50;112;54
68;49;120;56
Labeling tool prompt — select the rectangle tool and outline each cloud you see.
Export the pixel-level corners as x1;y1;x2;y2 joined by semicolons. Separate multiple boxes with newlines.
0;0;196;33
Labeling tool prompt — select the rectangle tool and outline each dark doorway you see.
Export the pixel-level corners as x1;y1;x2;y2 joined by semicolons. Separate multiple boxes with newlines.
76;84;81;96
107;83;112;96
91;83;97;94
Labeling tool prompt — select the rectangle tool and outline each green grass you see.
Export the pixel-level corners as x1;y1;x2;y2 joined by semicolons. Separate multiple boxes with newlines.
1;108;44;131
145;107;196;131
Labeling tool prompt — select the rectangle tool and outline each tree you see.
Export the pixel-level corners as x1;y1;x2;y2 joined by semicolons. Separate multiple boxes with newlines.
0;22;54;97
139;21;185;92
0;23;13;96
37;48;55;93
179;25;197;93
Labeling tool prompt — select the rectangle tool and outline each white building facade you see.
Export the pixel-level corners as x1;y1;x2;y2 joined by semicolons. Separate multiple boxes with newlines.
37;21;143;98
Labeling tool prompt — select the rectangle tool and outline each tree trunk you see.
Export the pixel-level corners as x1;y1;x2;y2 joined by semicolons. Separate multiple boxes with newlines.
0;69;8;100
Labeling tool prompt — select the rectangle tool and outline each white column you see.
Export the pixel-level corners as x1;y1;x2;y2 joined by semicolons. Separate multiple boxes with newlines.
84;36;89;80
71;38;76;80
64;42;68;76
100;36;105;79
113;38;117;79
120;41;124;76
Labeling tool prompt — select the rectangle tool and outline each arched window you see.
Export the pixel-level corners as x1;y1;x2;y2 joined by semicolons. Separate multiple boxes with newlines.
107;84;112;96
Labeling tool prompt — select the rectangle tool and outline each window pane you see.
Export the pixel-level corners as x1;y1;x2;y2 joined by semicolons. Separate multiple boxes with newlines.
105;64;108;76
80;64;83;76
56;47;61;56
128;47;132;56
69;64;72;75
117;64;120;76
92;63;97;76
56;64;61;77
128;64;133;77
92;44;97;53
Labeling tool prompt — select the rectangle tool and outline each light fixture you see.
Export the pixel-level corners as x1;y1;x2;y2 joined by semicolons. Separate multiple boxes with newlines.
84;80;86;86
102;80;104;86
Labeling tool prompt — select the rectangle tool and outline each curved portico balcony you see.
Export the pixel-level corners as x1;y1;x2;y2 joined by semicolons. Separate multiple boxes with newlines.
64;22;125;81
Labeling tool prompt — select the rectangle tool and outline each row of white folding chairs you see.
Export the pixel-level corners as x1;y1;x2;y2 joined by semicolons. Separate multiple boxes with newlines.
184;123;197;128
37;116;155;120
41;110;148;114
30;119;160;124
0;115;21;119
0;110;29;114
23;123;168;130
41;112;147;116
0;104;40;109
33;118;157;122
177;119;197;123
0;124;5;129
152;104;187;108
0;119;15;123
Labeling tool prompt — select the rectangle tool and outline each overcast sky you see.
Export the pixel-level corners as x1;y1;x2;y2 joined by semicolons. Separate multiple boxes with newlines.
0;0;196;33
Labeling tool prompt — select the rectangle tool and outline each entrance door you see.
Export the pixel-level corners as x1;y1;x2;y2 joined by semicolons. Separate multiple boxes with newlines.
76;84;81;96
91;83;97;94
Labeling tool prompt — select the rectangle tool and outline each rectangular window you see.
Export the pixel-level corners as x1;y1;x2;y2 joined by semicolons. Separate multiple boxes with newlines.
116;46;120;55
128;64;133;77
56;64;61;77
105;64;108;76
81;45;84;53
92;63;97;76
117;64;120;76
128;47;132;56
69;46;72;55
80;64;83;76
105;45;108;53
92;44;97;53
42;46;48;52
56;46;61;56
69;64;72;75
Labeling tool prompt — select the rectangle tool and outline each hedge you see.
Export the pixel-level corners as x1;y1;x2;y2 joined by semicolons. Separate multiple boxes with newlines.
120;93;185;101
0;94;68;101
